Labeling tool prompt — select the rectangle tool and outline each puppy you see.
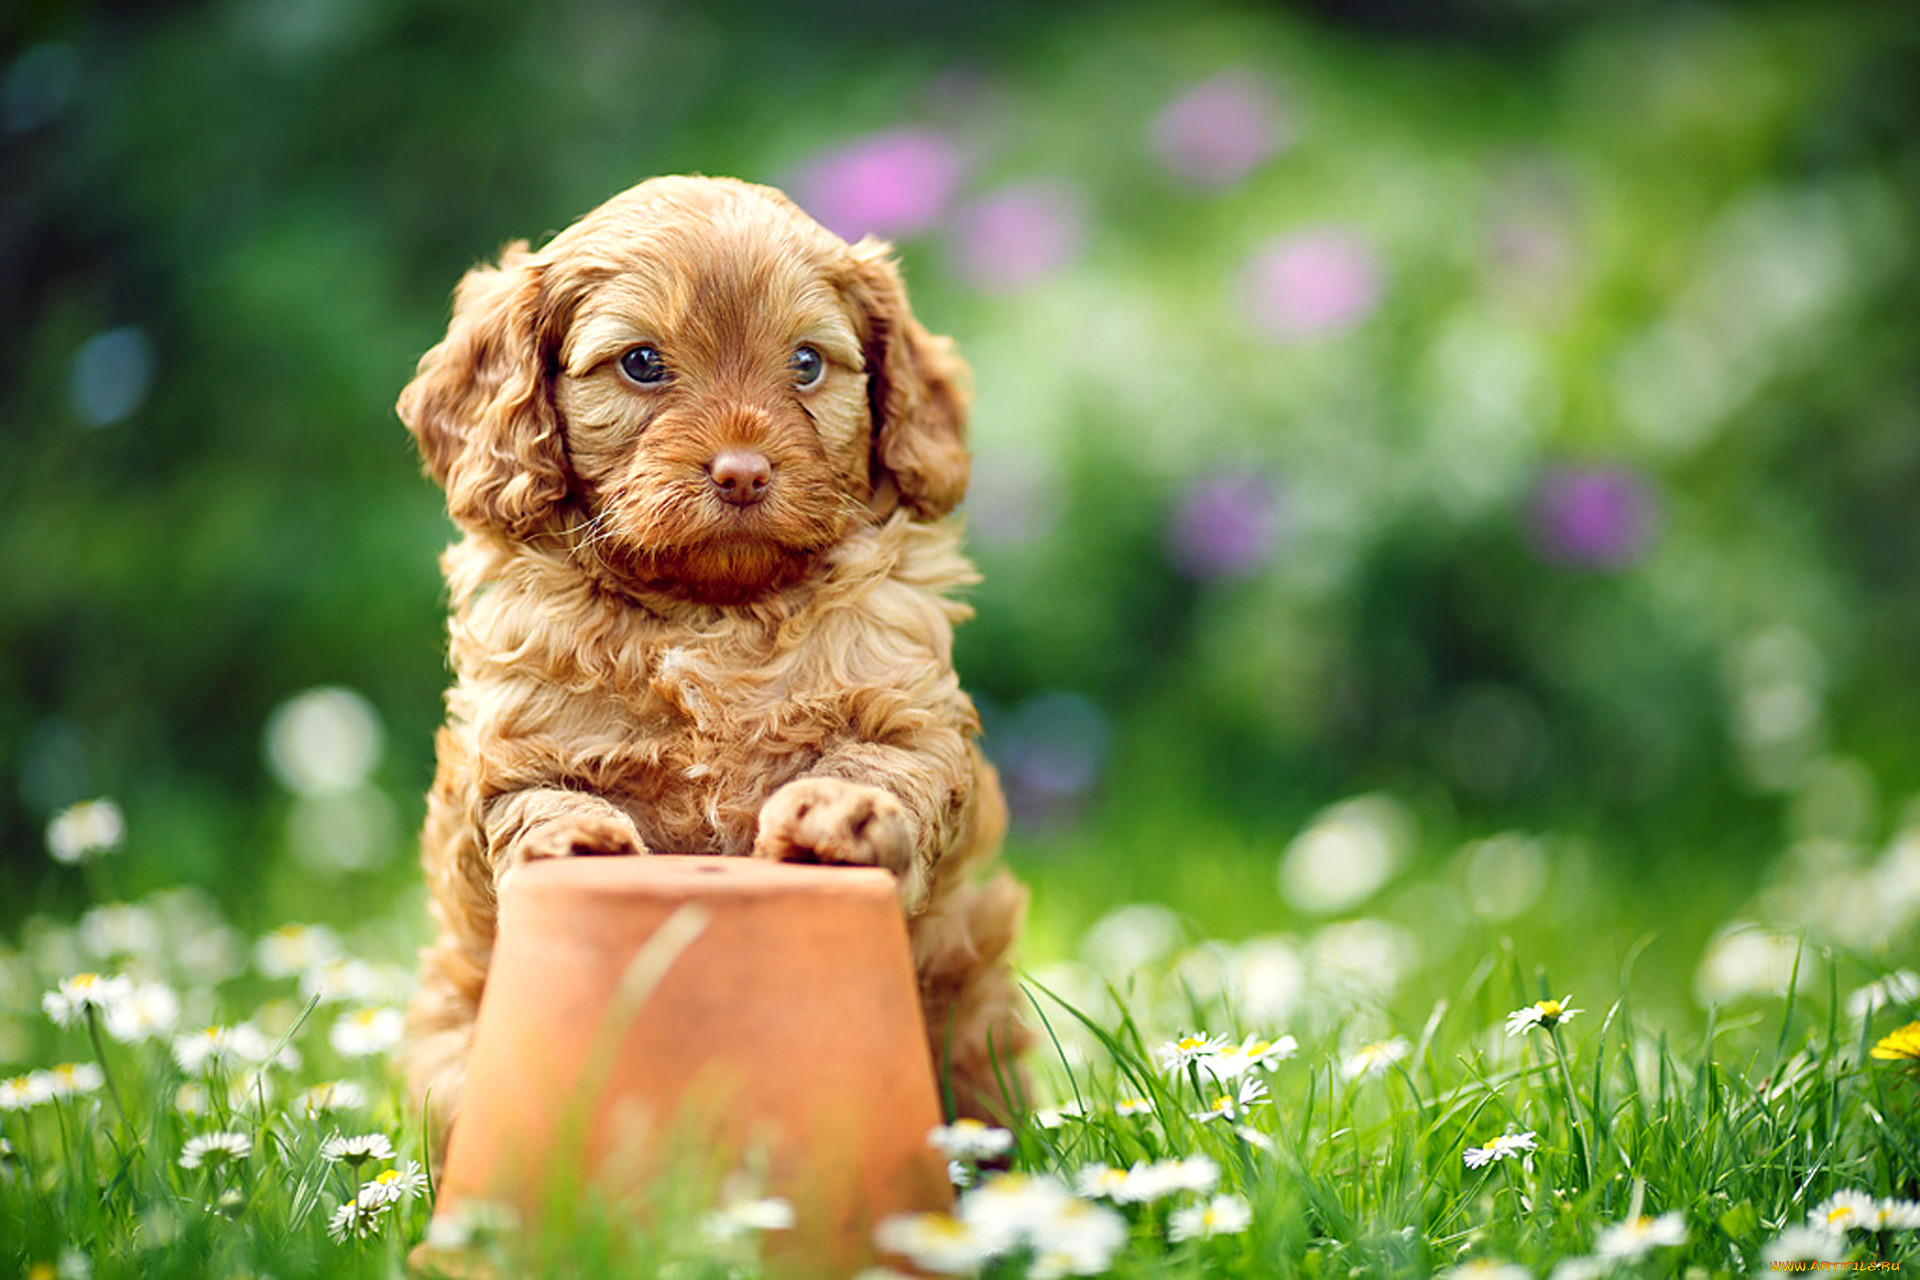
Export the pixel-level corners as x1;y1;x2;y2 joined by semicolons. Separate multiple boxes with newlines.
396;175;1029;1150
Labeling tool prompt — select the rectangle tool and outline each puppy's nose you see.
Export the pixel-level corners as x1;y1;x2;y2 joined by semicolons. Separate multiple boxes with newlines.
708;449;773;506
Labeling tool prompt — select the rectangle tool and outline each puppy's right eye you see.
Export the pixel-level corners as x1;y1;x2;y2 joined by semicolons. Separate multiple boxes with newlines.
618;345;670;386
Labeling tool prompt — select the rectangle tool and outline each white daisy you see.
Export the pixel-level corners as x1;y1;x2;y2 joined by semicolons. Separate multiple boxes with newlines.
42;972;134;1028
329;1007;404;1058
1875;1197;1920;1230
0;1074;53;1111
1343;1037;1411;1080
172;1023;274;1075
328;1198;389;1243
34;1062;104;1099
179;1130;253;1170
1594;1211;1687;1258
47;798;125;865
1169;1193;1253;1242
295;1080;368;1117
356;1161;429;1208
1156;1032;1231;1074
1813;1189;1880;1233
299;958;387;1006
1114;1096;1155;1117
254;923;343;979
1463;1130;1538;1169
320;1132;395;1167
1505;996;1582;1037
1192;1075;1271;1122
1764;1225;1848;1265
875;1210;994;1274
1440;1260;1534;1280
1031;1100;1088;1129
1198;1033;1299;1080
701;1194;795;1243
927;1118;1014;1162
102;981;181;1043
1025;1195;1127;1280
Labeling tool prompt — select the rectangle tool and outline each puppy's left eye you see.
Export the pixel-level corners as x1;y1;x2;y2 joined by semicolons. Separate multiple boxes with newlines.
789;345;825;390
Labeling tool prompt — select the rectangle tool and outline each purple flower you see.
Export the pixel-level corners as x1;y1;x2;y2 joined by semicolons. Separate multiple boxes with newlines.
1150;71;1291;190
1168;472;1284;580
948;180;1087;294
1240;230;1382;340
788;128;965;243
1527;465;1660;569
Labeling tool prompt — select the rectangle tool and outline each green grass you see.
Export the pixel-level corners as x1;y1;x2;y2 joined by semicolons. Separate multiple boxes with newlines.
4;868;1919;1279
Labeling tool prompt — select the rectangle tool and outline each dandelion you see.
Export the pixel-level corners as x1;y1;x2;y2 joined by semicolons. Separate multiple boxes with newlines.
35;1062;104;1100
320;1132;395;1167
328;1198;389;1244
1870;1020;1920;1066
329;1007;403;1058
46;798;125;864
875;1210;994;1274
42;972;133;1028
1505;996;1582;1037
178;1131;253;1170
1593;1211;1687;1258
1463;1130;1539;1169
1198;1033;1299;1080
1191;1075;1270;1122
1155;1032;1231;1073
1169;1193;1253;1242
1343;1037;1411;1080
102;981;180;1043
927;1118;1014;1163
357;1161;429;1208
294;1080;367;1117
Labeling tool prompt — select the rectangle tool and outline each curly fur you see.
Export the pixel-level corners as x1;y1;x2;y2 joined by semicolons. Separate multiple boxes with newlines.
396;175;1029;1150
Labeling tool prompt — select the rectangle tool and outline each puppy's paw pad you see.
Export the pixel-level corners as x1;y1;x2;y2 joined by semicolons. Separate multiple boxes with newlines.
754;778;913;875
521;813;644;862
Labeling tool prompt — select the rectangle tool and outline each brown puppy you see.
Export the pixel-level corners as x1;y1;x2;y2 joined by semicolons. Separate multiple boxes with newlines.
396;176;1028;1151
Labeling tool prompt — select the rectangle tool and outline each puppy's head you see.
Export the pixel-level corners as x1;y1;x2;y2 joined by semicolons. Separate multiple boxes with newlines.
398;175;970;603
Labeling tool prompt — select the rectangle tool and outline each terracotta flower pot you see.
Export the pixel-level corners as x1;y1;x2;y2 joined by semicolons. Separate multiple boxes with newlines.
423;854;953;1272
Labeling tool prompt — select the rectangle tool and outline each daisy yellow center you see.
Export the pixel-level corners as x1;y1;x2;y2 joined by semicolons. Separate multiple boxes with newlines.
1178;1036;1209;1051
1538;1000;1563;1018
1827;1207;1854;1225
1209;1095;1234;1112
926;1214;968;1240
951;1118;986;1133
374;1170;399;1185
1246;1040;1271;1055
73;973;101;989
51;1065;80;1083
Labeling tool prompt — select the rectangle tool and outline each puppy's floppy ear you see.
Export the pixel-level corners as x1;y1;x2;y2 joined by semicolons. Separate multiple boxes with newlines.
397;241;570;538
846;239;972;521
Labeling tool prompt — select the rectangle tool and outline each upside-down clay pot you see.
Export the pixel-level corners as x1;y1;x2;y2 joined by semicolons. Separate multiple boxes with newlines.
424;855;953;1273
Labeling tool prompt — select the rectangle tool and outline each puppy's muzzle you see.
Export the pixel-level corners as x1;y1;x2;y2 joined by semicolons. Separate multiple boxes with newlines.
708;449;773;507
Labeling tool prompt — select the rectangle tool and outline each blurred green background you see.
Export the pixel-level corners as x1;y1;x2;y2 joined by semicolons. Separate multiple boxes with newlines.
5;0;1918;1027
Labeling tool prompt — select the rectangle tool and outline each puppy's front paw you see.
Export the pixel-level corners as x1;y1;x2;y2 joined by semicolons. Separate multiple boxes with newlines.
754;778;921;903
520;811;645;862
